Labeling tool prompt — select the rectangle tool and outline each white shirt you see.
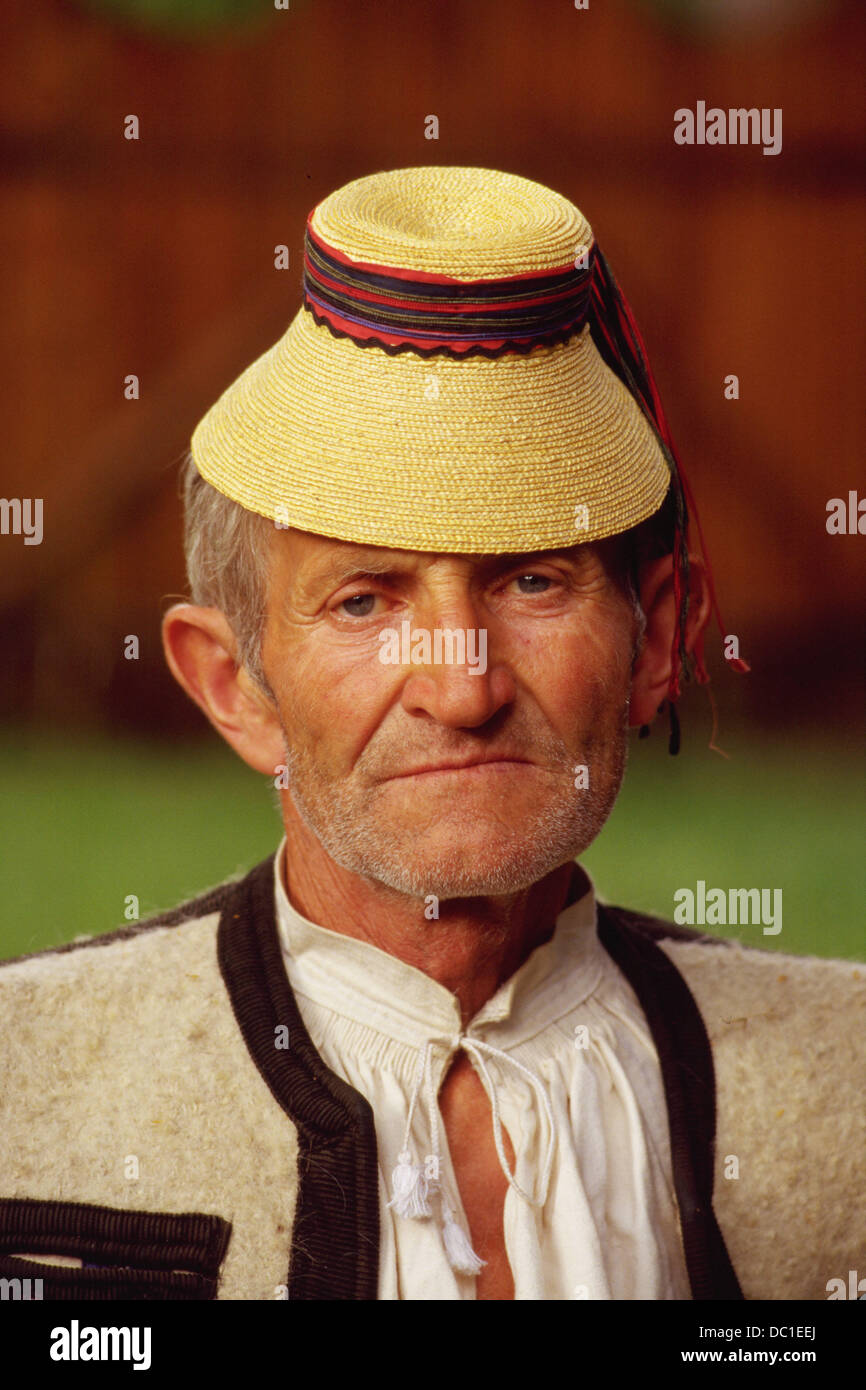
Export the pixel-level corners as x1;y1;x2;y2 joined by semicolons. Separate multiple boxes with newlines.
273;846;690;1300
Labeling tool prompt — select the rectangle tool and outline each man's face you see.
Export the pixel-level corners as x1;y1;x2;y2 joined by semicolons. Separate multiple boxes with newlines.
259;529;640;900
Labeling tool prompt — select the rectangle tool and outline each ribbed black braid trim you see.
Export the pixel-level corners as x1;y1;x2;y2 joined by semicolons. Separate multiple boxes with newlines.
0;1199;230;1300
216;855;380;1300
596;902;743;1301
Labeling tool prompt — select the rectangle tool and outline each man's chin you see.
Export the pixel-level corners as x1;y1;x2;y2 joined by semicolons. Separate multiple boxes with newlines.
352;831;578;901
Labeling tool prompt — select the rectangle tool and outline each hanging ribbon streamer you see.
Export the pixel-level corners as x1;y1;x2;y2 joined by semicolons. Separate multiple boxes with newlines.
588;246;749;707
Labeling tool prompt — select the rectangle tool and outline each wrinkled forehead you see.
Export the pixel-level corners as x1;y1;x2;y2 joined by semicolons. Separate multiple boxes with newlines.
263;525;635;596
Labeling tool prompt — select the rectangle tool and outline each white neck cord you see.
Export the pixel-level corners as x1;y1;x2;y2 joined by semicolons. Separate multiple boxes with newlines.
387;1033;557;1274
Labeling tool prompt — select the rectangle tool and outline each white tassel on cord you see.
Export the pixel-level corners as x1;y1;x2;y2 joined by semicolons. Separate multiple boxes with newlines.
441;1203;486;1276
388;1033;555;1280
423;1051;486;1275
388;1043;435;1218
387;1150;432;1218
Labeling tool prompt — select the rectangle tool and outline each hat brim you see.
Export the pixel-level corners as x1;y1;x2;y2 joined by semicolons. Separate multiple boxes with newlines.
191;310;670;554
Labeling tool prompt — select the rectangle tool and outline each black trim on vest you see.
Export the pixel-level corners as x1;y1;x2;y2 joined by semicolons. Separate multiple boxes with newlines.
216;856;380;1300
596;903;744;1301
0;1198;230;1301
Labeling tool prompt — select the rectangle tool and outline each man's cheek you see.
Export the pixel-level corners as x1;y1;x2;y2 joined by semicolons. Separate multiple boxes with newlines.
548;655;626;741
283;682;387;775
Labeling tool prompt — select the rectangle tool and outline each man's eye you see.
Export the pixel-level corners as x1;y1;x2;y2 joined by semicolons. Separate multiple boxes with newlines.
514;574;551;594
338;593;379;617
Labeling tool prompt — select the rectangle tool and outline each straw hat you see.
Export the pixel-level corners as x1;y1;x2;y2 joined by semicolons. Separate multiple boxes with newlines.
190;166;673;554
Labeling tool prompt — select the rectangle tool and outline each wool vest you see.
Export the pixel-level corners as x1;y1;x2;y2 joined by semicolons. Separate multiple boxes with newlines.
0;855;862;1300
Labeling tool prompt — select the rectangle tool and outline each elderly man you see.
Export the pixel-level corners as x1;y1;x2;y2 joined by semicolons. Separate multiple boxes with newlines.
0;168;862;1303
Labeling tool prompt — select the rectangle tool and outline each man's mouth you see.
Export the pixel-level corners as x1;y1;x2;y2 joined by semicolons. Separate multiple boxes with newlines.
389;756;532;779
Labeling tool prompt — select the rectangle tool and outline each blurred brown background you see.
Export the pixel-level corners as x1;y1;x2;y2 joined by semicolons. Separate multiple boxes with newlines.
1;0;864;738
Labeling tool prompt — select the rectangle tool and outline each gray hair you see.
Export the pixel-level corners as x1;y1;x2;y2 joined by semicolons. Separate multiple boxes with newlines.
180;453;273;692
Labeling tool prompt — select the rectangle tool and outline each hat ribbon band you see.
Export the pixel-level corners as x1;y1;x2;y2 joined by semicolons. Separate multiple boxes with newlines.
303;222;594;355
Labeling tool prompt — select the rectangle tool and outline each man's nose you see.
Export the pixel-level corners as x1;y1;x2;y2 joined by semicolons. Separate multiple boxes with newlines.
397;596;516;729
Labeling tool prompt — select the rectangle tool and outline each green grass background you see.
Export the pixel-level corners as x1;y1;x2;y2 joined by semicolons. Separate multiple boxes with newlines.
1;722;863;962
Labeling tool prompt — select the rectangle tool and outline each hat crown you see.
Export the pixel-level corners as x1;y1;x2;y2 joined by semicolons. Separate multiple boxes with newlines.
309;166;592;280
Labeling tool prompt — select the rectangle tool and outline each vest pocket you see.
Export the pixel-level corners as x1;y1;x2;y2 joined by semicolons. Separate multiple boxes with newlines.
0;1198;231;1300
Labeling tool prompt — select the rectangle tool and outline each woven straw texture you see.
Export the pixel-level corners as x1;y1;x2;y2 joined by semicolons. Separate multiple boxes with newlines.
311;165;591;278
191;166;670;552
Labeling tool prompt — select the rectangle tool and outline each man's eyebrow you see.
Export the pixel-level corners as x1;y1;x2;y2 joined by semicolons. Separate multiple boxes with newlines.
474;546;596;574
312;554;415;585
295;550;417;597
490;547;589;564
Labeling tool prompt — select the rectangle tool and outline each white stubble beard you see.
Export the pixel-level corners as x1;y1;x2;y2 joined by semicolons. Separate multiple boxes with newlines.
276;703;630;901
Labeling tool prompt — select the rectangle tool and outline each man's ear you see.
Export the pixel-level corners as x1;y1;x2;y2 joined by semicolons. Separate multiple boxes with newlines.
628;554;712;728
161;604;284;776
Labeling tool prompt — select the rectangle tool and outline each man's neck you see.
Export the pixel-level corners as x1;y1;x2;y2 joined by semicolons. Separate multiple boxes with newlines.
279;806;578;1028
